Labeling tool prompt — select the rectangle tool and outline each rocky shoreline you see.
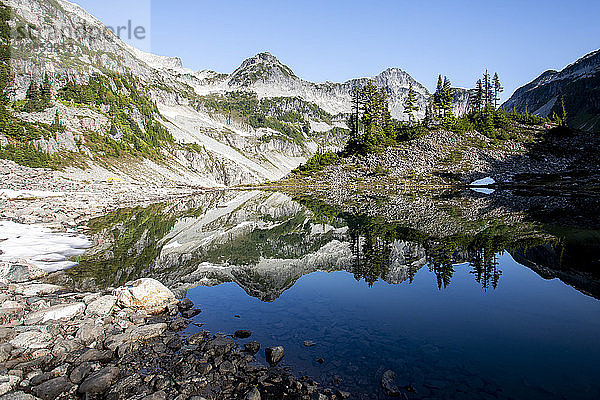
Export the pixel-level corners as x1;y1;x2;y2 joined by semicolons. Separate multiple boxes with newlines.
0;159;345;399
0;277;343;400
0;159;200;227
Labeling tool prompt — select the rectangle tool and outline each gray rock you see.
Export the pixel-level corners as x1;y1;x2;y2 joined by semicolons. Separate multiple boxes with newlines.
141;391;167;400
104;333;129;352
0;344;12;363
9;331;52;350
76;321;105;345
204;336;235;357
85;295;117;316
265;346;284;365
130;323;167;341
0;391;36;400
32;376;74;400
29;372;54;386
196;362;212;375
0;328;16;343
0;262;47;283
180;308;201;318
219;360;236;374
244;341;260;355
69;362;91;384
78;366;120;396
16;284;61;297
381;370;401;397
74;349;113;364
178;298;193;310
244;387;261;400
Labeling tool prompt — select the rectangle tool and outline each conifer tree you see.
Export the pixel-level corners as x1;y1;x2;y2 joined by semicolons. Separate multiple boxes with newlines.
50;111;65;133
433;75;443;118
41;73;51;105
24;81;40;112
471;79;484;112
492;72;503;109
481;70;495;109
347;86;362;142
109;122;118;136
553;95;568;127
424;98;434;126
403;82;418;124
441;76;454;124
0;3;11;125
560;96;568;127
346;81;395;154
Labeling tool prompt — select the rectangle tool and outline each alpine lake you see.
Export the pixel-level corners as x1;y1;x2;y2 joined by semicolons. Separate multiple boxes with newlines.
64;187;600;400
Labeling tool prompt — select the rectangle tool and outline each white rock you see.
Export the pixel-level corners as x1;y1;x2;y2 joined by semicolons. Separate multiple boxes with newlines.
82;293;102;304
85;295;116;316
0;375;19;396
9;331;52;349
1;300;21;309
25;302;86;325
14;283;62;297
113;279;176;314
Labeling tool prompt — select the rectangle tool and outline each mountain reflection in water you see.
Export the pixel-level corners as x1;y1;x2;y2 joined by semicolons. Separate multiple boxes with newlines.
69;190;600;301
66;189;600;399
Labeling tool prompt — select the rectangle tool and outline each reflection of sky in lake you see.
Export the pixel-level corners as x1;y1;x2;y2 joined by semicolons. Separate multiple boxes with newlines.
187;252;600;399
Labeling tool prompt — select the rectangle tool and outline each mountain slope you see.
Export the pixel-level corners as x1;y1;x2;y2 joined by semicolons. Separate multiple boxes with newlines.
503;49;600;132
3;0;468;187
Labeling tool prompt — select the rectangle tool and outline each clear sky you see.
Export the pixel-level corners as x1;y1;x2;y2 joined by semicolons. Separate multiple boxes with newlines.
72;0;600;101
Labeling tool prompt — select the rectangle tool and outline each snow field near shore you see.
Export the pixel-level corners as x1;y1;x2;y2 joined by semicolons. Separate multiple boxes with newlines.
0;220;91;272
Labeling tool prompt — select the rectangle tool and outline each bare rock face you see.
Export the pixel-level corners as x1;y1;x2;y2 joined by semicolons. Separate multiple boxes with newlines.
113;278;177;315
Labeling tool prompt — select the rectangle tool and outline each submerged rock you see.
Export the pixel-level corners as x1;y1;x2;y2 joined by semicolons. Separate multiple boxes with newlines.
235;329;252;339
381;370;401;397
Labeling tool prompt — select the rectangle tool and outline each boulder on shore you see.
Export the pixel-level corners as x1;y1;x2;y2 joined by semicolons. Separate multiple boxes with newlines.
113;278;177;315
265;346;285;365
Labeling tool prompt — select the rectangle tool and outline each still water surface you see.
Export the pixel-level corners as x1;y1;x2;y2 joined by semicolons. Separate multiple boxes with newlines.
70;190;600;399
187;255;600;399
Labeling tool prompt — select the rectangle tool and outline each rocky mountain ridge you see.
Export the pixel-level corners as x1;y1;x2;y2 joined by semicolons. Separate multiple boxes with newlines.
503;48;600;131
2;0;467;187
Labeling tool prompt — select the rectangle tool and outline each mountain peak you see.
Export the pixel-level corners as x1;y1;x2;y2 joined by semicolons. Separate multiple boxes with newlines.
229;52;297;87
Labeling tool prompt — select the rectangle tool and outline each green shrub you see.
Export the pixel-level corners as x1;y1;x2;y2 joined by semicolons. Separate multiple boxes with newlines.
396;122;427;141
294;151;339;174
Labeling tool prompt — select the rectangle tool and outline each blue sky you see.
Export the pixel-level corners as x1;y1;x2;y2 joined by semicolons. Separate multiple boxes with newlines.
72;0;600;101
